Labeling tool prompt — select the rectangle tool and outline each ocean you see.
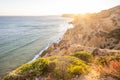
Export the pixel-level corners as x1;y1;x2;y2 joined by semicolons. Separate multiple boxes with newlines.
0;16;72;77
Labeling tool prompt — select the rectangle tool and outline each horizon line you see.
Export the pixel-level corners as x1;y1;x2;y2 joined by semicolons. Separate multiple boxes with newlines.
0;14;63;17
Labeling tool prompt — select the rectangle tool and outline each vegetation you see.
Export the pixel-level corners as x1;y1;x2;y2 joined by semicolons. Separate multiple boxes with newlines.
68;60;91;75
72;51;93;62
3;56;91;80
49;56;91;79
96;55;120;78
3;58;50;80
108;29;120;39
96;55;120;66
96;56;108;66
110;61;120;77
3;50;119;80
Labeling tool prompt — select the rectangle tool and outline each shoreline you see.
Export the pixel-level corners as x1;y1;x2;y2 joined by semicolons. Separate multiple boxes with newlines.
31;22;73;61
31;37;61;61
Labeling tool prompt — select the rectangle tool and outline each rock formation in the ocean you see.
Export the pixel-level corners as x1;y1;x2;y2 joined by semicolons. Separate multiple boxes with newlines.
2;5;120;80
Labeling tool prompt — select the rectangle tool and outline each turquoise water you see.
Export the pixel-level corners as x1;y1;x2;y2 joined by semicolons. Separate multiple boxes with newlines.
0;16;72;77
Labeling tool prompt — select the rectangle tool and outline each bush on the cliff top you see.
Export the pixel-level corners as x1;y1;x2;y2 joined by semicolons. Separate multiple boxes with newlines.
109;29;120;39
50;56;91;79
72;51;93;62
15;58;49;75
3;58;50;80
96;55;120;66
96;56;108;66
3;56;91;80
96;55;120;78
68;59;91;75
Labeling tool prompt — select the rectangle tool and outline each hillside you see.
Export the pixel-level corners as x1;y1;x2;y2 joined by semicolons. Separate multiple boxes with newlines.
42;5;120;57
2;5;120;80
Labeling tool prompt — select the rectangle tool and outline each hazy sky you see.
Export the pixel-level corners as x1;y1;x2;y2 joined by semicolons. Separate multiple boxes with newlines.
0;0;120;16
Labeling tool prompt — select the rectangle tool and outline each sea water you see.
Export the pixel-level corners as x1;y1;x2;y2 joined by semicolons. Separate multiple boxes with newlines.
0;16;72;77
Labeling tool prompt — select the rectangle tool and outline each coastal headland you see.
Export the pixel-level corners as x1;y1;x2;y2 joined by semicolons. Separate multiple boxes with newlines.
2;5;120;80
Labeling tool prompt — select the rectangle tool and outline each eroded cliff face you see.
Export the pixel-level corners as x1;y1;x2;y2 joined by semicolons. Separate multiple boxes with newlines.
42;5;120;57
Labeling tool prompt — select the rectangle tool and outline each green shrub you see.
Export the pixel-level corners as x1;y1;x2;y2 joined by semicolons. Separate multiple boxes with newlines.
68;59;91;75
96;56;108;66
49;56;91;79
3;58;50;80
52;61;70;79
15;58;49;75
96;55;120;78
3;56;91;80
68;66;85;75
110;55;120;61
96;55;120;66
109;29;120;39
72;51;93;62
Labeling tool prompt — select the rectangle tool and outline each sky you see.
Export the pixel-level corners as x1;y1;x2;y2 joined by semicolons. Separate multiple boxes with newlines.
0;0;120;16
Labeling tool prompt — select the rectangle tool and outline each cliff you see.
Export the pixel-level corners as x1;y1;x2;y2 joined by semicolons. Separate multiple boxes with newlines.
41;5;120;57
2;5;120;80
